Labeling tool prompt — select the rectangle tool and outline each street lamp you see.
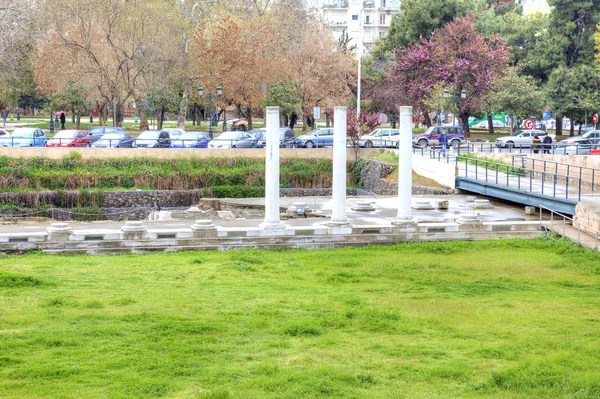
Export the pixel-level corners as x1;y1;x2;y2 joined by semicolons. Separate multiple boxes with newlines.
443;88;467;126
356;0;373;118
197;84;223;139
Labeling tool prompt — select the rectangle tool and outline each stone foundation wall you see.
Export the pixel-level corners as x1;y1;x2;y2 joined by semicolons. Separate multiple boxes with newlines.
360;159;451;196
103;190;203;208
574;200;600;236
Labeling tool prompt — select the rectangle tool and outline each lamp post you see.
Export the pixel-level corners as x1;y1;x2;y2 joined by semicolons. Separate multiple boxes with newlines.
444;88;467;126
197;85;223;139
356;0;373;118
16;98;21;121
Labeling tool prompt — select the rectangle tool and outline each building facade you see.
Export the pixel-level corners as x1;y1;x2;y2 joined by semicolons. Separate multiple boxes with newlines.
521;0;550;15
307;0;400;56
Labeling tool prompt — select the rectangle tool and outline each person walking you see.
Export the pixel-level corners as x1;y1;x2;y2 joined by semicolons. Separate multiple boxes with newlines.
1;109;6;127
439;130;447;157
60;112;66;130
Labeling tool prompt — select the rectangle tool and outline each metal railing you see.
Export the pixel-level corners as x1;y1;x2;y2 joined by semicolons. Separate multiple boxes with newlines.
539;204;600;250
413;146;594;201
454;142;600;155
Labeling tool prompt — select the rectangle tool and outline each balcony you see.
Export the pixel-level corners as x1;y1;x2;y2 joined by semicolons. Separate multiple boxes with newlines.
322;0;348;8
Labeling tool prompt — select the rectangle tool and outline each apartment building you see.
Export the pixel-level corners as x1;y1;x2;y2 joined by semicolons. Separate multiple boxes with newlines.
307;0;400;56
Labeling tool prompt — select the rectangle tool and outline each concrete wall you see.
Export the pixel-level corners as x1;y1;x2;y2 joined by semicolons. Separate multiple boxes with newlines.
412;155;457;189
0;147;383;160
574;200;600;236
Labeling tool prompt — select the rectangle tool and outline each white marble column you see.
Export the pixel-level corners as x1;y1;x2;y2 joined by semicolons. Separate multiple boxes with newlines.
393;106;416;229
261;106;285;230
328;106;350;227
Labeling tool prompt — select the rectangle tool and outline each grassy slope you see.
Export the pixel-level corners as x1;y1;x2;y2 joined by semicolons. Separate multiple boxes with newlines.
1;238;599;398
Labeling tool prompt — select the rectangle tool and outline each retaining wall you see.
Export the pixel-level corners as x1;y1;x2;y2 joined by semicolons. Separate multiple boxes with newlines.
0;147;383;160
360;159;452;195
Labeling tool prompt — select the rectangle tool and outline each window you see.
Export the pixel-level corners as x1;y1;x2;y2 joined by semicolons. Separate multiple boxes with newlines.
352;14;358;20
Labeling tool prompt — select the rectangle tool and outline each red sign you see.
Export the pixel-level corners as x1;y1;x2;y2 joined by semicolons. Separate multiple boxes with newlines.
524;119;535;130
593;114;598;124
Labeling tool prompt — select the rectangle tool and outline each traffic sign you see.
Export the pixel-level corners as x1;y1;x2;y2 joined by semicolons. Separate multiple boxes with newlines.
542;110;551;120
593;113;598;124
524;119;535;130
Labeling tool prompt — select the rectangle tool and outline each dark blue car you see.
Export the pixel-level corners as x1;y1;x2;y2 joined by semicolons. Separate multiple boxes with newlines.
170;132;211;148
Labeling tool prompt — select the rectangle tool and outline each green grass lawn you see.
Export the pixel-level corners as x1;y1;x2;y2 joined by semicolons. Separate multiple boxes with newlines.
1;238;600;398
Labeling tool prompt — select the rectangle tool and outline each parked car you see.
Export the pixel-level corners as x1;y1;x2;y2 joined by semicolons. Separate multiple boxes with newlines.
170;132;211;148
294;128;334;148
164;129;185;140
413;126;464;148
359;129;400;148
91;132;134;148
495;129;551;148
574;130;600;144
256;128;296;148
0;128;46;147
86;127;128;144
247;129;267;141
46;130;90;147
472;120;506;129
207;131;257;148
0;129;8;137
134;130;171;148
554;138;593;155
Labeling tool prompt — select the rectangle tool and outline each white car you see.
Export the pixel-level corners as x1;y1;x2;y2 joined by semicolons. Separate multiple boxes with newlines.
495;129;552;148
554;139;593;155
164;129;185;140
358;129;400;148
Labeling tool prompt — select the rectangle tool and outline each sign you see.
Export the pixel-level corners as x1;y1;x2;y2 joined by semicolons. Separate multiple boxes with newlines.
593;113;598;124
524;118;535;130
542;109;551;120
313;106;320;121
378;113;388;124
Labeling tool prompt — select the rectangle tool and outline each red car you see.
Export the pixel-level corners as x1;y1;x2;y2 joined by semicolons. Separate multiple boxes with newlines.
46;130;90;147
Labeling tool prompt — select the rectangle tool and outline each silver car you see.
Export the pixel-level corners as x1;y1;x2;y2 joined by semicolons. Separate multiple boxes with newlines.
554;138;593;155
207;131;257;149
359;129;400;148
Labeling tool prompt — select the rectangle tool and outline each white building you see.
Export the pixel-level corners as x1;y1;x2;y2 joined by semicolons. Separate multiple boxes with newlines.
307;0;401;56
521;0;550;15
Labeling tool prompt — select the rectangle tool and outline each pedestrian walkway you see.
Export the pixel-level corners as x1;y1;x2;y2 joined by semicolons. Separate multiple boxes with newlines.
542;221;599;251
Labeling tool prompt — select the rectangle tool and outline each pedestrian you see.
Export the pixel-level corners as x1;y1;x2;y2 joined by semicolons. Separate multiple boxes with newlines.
532;134;541;154
60;112;66;130
542;134;553;154
439;130;447;157
1;109;6;127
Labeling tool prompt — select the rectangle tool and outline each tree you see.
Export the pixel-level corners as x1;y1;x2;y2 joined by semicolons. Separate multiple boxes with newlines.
390;16;510;136
34;0;180;127
262;80;301;127
481;67;545;133
547;65;600;136
0;0;38;108
288;23;355;132
53;82;92;129
371;0;465;59
596;25;600;68
346;109;381;160
142;87;180;130
192;16;286;130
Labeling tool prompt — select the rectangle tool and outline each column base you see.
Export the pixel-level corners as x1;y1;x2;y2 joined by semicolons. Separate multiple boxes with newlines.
260;221;286;230
392;217;417;231
326;220;351;228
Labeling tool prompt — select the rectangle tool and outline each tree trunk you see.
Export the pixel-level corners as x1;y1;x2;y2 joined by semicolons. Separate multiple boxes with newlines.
569;111;574;136
76;112;81;129
459;112;470;137
423;110;432;127
247;106;253;130
487;113;495;135
281;114;288;128
139;108;149;131
177;81;189;129
555;116;563;137
325;112;332;127
158;110;164;130
290;113;297;130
